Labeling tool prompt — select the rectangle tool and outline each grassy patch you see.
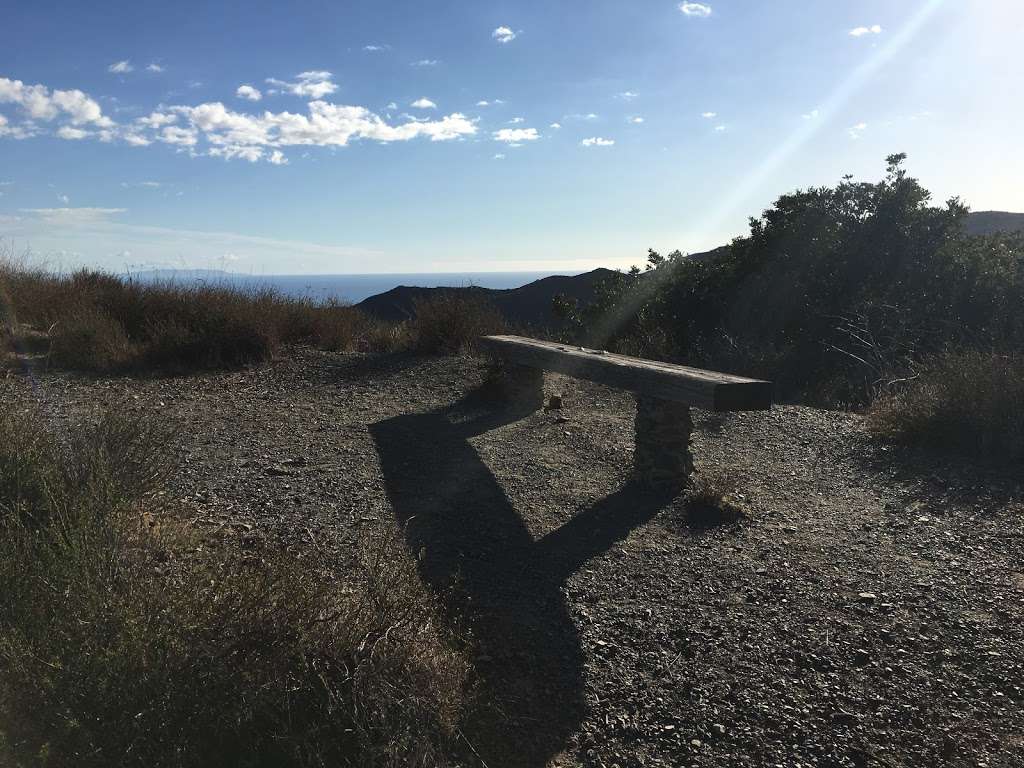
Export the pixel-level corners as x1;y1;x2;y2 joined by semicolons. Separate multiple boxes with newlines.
0;402;469;767
408;293;505;355
0;259;395;373
866;350;1024;461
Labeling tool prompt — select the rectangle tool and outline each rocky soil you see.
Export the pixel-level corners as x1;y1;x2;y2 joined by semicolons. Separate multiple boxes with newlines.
3;348;1022;768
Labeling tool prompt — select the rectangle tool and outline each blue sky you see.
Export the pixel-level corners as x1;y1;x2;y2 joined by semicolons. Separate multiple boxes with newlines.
0;0;1021;274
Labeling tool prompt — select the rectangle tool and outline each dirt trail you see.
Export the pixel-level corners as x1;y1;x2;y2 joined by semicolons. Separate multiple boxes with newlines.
4;348;1022;767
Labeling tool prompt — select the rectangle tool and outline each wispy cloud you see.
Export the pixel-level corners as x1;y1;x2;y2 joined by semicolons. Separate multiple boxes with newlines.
146;63;165;73
265;71;337;99
849;25;882;37
410;59;439;67
492;26;517;44
679;3;712;18
701;111;717;119
714;124;726;132
802;109;820;120
363;44;389;52
56;126;90;140
493;127;538;143
410;97;436;109
121;181;162;188
628;116;644;124
20;206;127;223
848;121;868;139
581;137;614;147
549;122;561;129
617;91;639;101
493;153;505;160
108;60;134;74
509;116;525;124
236;85;262;101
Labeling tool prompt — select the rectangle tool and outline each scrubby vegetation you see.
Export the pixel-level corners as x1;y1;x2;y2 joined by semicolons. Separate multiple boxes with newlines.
0;257;509;372
558;154;1024;458
409;292;505;354
867;350;1024;461
0;403;469;767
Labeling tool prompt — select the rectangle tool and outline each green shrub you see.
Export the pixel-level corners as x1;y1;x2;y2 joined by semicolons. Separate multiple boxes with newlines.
0;404;469;767
409;293;505;354
866;350;1024;460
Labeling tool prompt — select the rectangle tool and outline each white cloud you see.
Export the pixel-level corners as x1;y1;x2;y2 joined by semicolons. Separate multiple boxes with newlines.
581;137;614;147
476;100;490;107
410;59;439;67
509;116;525;124
410;97;437;109
0;77;478;163
56;126;90;140
492;26;517;44
849;25;882;37
618;91;638;101
848;121;868;139
493;127;538;143
265;71;337;99
58;194;70;204
679;3;712;18
549;122;561;129
146;63;165;73
629;116;644;124
385;101;397;110
363;44;388;52
136;111;177;128
108;60;134;74
20;207;127;223
493;153;505;160
802;109;820;120
161;125;199;146
714;124;726;132
0;77;113;127
236;85;262;101
121;181;162;188
701;111;717;119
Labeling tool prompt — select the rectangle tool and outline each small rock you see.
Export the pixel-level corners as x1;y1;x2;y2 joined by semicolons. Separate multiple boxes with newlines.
858;592;877;603
711;723;726;737
546;394;563;410
690;739;702;748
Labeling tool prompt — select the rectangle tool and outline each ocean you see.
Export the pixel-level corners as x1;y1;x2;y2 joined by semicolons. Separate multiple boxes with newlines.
129;271;558;304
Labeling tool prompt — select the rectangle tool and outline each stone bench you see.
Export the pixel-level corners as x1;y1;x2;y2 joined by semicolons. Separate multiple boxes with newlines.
480;334;773;490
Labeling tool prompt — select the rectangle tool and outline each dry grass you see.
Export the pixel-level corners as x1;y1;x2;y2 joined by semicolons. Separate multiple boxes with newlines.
408;293;505;355
866;350;1024;461
0;402;469;767
681;469;747;528
0;258;395;373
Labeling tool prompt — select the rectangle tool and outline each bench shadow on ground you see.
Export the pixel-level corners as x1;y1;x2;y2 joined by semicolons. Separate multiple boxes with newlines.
371;388;674;768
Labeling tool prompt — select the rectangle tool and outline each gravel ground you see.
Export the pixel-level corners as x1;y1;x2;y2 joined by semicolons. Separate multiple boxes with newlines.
3;348;1022;768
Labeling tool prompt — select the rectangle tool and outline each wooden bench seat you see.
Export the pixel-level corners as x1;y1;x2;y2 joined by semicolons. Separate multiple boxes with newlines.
480;334;773;490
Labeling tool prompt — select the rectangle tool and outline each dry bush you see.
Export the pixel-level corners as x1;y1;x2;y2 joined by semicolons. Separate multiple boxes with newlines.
867;350;1024;461
0;404;469;767
681;469;747;528
409;293;505;355
48;310;134;372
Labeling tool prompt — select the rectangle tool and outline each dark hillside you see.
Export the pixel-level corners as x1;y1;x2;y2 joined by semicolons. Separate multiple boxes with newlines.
963;210;1024;236
357;267;620;328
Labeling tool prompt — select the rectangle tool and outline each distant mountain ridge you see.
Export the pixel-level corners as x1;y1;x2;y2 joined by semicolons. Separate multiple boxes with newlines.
962;211;1024;237
356;268;619;328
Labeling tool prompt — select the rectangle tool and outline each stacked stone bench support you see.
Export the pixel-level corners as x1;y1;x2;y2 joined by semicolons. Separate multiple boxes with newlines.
480;335;773;491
